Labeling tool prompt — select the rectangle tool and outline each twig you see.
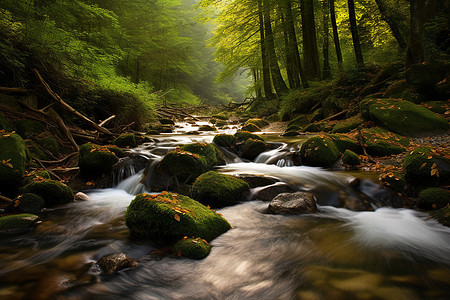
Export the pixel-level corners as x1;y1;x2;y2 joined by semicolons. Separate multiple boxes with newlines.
99;115;116;127
31;155;64;181
40;152;77;164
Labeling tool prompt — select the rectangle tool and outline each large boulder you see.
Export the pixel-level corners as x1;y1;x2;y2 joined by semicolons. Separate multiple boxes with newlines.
78;143;123;179
213;134;236;148
331;115;363;133
113;134;138;148
8;193;45;213
241;138;268;160
0;132;27;194
327;134;362;154
124;192;231;243
191;171;250;208
358;127;410;157
0;214;39;235
234;131;264;143
403;147;450;189
241;123;261;132
299;135;340;167
268;192;317;214
180;143;224;169
174;237;211;259
22;180;74;207
245;118;269;129
366;99;448;137
417;188;449;210
342;149;360;166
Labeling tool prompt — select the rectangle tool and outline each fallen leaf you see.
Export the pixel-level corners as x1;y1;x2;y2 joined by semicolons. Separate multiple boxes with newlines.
420;163;427;169
431;169;439;177
174;214;180;222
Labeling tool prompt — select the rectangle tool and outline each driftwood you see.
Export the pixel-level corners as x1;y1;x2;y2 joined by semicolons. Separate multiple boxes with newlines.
33;69;114;137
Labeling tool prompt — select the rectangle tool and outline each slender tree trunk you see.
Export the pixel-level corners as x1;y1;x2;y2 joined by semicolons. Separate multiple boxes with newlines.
280;11;296;89
283;0;309;88
374;0;407;49
253;69;262;98
322;0;331;79
347;0;365;68
258;0;275;99
263;0;289;96
300;0;321;79
330;0;343;70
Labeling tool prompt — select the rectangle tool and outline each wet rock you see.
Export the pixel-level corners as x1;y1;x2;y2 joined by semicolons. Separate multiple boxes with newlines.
241;138;268;161
0;213;40;235
198;124;216;131
113;133;138;148
299;135;340;167
268;192;317;214
237;174;278;188
0;132;27;194
191;171;250;208
174;237;211;259
253;183;298;201
180;143;225;169
22;179;74;207
124;192;231;243
75;192;89;201
241;123;261;132
8;193;45;213
213;134;236;148
96;253;136;275
78;143;123;179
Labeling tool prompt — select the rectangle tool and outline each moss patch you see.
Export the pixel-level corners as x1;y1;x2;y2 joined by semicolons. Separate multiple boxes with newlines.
299;135;340;167
124;192;231;243
79;143;121;178
213;134;236;148
303;122;334;133
245;118;269;128
342;150;360;166
157;148;208;184
0;214;39;235
113;134;138;148
0;132;27;193
331;115;363;133
359;127;409;157
181;143;224;169
0;113;12;131
198;125;216;131
421;101;448;114
35;132;60;157
191;171;250;208
174;237;212;259
418;188;450;210
241;123;261;132
429;206;450;227
327;134;362;154
288;114;310;127
22;179;73;207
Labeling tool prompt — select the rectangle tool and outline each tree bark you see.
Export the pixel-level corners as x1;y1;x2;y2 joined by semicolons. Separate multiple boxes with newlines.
374;0;407;49
280;10;297;89
300;0;321;79
347;0;365;68
263;0;289;96
322;0;331;79
330;0;343;70
258;0;275;99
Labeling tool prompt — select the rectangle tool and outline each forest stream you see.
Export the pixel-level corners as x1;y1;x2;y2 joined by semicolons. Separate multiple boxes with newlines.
0;121;449;300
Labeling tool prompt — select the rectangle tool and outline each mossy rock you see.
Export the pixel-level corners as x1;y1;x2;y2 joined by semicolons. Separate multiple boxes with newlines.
14;119;45;138
421;101;448;114
124;192;231;243
368;99;448;137
0;113;12;131
191;171;250;208
322;96;344;118
79;143;122;178
0;132;27;193
287;114;310;127
266;114;280;122
241;123;260;132
234;131;264;143
327;134;362;154
286;125;303;132
180;143;224;169
213;134;236;148
418;188;450;210
241;138;268;160
157;149;208;184
216;120;228;127
359;95;381;120
342;150;360;166
429;206;450;227
22;170;51;186
303;122;333;133
113;134;138;148
299;135;340;167
310;108;323;123
211;113;229;120
174;237;211;259
379;172;405;194
198;125;216;131
383;79;410;98
282;130;300;137
8;193;45;213
331;115;363;133
35;132;60;157
146;129;160;135
22;179;73;207
0;214;39;235
158;118;175;125
403;147;450;188
245;118;269;129
359;127;409;157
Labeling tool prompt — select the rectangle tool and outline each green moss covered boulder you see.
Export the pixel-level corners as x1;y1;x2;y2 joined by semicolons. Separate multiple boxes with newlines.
234;131;264;143
198;125;216;131
303;122;334;133
241;138;268;160
418;188;450;210
191;171;250;208
0;113;12;131
342;150;360;166
379;172;405;194
174;237;212;259
113;133;138;148
124;192;231;243
157;148;208;184
359;127;409;157
429;206;450;227
331;115;363;133
8;193;45;213
22;179;73;207
327;134;362;154
299;136;340;167
403;147;450;188
78;143;122;178
14;119;45;138
421;101;448;114
213;134;236;148
0;132;27;193
368;99;448;137
241;123;261;132
180;143;224;169
245;118;269;129
0;214;40;235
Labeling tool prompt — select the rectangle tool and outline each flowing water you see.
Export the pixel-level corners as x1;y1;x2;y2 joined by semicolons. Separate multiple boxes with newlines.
1;126;449;300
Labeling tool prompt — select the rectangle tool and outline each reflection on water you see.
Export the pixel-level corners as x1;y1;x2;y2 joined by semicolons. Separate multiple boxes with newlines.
1;132;449;300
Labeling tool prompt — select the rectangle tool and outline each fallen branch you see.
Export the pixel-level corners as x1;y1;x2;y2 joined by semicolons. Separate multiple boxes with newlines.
31;155;63;182
0;195;13;203
321;109;350;122
0;86;30;94
33;69;113;137
48;167;79;173
99;115;116;127
40;152;77;164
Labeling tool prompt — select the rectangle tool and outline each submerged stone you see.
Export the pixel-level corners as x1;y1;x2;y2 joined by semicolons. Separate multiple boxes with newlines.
96;253;136;275
174;237;211;259
268;192;317;214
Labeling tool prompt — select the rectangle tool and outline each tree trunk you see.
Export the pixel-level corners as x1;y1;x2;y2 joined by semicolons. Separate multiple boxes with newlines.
330;0;343;70
322;0;331;79
374;0;407;49
263;0;289;96
300;0;321;80
258;0;275;99
280;11;296;89
253;69;262;99
347;0;365;68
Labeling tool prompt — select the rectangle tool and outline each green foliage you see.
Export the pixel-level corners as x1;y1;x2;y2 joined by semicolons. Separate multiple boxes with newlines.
191;171;250;208
22;179;74;207
124;192;231;242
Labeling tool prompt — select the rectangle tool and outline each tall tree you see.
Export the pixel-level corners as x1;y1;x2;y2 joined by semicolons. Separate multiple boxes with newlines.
300;0;321;79
330;0;343;70
258;0;275;99
347;0;365;68
322;0;331;79
374;0;407;50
